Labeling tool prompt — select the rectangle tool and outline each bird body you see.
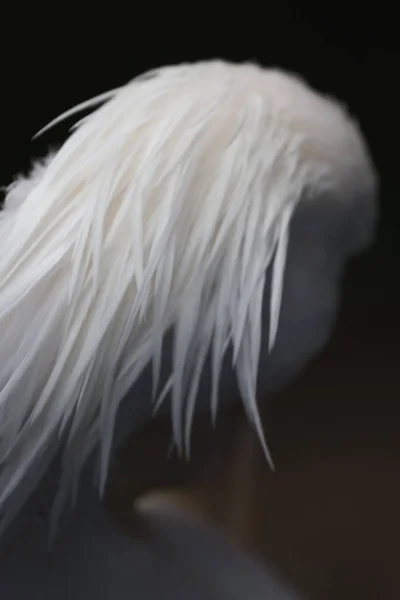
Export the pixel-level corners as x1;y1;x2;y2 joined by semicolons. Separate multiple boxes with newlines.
0;58;377;598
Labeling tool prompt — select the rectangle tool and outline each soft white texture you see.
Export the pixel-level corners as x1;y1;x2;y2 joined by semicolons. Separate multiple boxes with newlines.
0;60;376;531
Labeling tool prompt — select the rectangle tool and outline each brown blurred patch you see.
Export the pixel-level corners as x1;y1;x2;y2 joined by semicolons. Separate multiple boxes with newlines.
105;319;400;598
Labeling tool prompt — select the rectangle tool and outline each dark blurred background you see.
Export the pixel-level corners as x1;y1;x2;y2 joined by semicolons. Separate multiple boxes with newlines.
1;11;399;598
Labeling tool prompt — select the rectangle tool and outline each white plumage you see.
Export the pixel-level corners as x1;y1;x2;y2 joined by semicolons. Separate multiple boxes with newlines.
0;60;377;533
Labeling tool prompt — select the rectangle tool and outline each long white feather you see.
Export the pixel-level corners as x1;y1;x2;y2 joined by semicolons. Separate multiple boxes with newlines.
0;60;376;531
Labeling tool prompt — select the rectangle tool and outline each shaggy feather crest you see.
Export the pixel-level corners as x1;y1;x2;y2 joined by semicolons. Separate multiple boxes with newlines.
0;60;373;530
